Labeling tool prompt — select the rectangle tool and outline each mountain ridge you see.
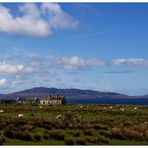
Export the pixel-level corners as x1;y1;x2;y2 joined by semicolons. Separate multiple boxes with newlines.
0;87;137;100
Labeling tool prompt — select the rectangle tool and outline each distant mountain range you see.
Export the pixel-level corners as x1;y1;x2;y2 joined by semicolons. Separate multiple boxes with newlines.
0;87;147;100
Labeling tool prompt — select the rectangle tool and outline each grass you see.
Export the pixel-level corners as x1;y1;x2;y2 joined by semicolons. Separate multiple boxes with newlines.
0;104;148;145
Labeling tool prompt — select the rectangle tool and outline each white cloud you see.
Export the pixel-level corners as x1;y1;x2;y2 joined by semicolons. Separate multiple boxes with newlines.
0;78;6;87
41;3;79;29
112;58;148;66
47;55;105;70
0;3;79;37
0;62;34;74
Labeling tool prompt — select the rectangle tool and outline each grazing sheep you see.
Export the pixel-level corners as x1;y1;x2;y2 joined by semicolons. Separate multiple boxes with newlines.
0;110;3;112
120;108;124;111
134;107;138;110
110;106;113;109
18;114;24;118
56;115;62;119
80;106;83;108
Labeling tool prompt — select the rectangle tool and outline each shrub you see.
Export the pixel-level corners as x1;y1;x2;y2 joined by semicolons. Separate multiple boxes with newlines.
86;136;97;144
100;130;111;138
73;130;81;137
18;131;33;141
143;130;148;141
44;123;52;130
83;129;93;136
43;134;49;140
94;124;108;130
34;133;41;141
64;137;75;145
96;135;109;144
110;127;125;140
3;126;15;139
122;128;142;140
76;137;86;145
0;136;5;145
48;130;65;140
20;124;33;131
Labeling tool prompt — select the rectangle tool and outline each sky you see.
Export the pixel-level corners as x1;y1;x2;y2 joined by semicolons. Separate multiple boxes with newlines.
0;2;148;95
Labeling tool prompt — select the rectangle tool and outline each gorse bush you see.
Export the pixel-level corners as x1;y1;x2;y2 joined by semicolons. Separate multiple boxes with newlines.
94;123;108;130
96;135;109;144
48;130;65;140
3;126;15;139
64;137;75;145
0;135;5;145
34;133;41;141
143;130;148;141
83;129;93;136
43;134;49;140
76;137;86;145
18;131;33;141
73;130;81;137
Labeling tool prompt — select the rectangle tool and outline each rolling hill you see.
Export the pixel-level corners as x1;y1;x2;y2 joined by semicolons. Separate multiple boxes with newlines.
0;87;130;100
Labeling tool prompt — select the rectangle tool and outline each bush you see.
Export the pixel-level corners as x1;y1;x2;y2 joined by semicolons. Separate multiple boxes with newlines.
143;130;148;141
3;126;15;139
48;130;65;140
34;133;41;141
18;131;33;141
83;129;92;136
86;136;97;144
73;130;81;137
110;127;125;140
96;135;109;144
43;134;49;140
94;124;107;130
21;124;33;131
0;136;5;145
100;131;111;138
44;123;52;130
122;128;142;140
76;137;86;145
64;137;75;145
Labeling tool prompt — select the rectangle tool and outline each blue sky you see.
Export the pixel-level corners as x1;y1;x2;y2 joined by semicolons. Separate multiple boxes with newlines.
0;3;148;95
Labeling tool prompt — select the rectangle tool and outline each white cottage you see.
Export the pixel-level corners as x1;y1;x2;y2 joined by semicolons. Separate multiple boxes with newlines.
39;95;66;105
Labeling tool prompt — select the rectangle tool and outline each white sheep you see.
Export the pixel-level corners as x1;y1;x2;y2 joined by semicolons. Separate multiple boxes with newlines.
18;114;24;118
80;106;83;108
0;110;3;113
56;115;62;119
134;107;137;110
120;108;124;111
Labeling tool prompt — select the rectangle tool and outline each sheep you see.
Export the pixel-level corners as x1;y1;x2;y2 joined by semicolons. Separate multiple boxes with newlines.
134;107;138;110
56;115;62;119
0;110;4;113
18;114;24;118
120;108;124;111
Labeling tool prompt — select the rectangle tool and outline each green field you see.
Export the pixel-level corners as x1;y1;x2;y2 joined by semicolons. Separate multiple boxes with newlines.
0;104;148;145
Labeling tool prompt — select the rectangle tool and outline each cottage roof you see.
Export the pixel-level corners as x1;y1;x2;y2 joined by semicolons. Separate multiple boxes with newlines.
17;96;38;101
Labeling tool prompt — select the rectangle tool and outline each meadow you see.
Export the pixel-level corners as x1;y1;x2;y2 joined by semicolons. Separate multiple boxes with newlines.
0;103;148;145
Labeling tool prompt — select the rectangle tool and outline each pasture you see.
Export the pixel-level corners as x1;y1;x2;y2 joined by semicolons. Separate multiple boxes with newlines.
0;104;148;145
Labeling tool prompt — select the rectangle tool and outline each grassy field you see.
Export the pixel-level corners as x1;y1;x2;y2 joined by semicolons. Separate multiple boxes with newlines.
0;103;148;145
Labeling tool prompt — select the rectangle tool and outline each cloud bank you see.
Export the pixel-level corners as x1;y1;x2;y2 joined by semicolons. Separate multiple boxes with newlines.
47;55;148;70
47;55;105;70
0;62;34;74
0;3;79;37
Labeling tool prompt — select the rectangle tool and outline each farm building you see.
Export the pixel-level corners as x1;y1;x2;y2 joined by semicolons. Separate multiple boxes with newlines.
16;96;39;104
39;95;66;105
16;95;66;105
